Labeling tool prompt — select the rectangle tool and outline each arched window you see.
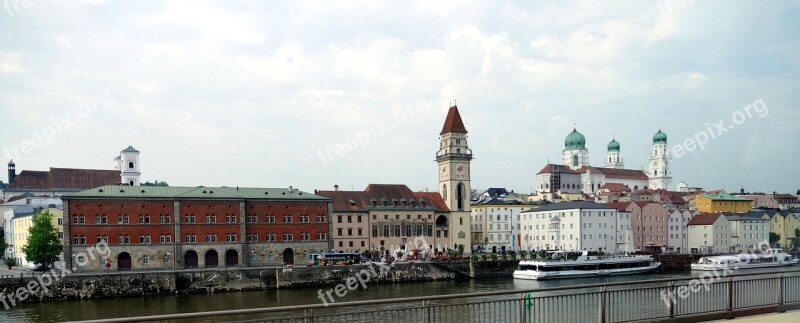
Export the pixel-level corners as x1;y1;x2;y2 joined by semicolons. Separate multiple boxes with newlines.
128;161;134;169
442;184;448;201
456;183;465;211
634;185;639;190
572;155;579;167
129;181;134;186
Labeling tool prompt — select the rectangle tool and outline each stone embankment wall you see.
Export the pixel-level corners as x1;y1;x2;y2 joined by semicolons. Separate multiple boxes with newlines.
0;263;457;304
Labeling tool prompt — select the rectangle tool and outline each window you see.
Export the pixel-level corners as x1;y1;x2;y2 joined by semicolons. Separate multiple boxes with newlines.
284;215;293;223
142;255;149;264
226;233;237;242
160;234;172;243
283;232;294;241
316;215;325;223
317;232;327;240
163;255;170;264
139;215;150;224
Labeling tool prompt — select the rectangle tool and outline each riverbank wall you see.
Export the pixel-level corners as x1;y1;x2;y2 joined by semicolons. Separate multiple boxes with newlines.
0;255;694;305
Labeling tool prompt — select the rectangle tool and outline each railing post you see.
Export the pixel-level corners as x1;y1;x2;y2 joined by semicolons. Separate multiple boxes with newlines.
597;286;607;323
667;281;675;318
423;300;432;323
304;308;313;323
778;273;785;311
726;277;734;313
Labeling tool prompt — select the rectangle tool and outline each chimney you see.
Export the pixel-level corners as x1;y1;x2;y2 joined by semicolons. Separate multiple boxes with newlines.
335;185;339;191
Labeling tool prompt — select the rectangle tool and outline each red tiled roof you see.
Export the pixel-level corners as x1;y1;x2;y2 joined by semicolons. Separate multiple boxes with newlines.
536;164;580;175
773;194;798;200
577;166;649;180
439;105;468;135
316;184;450;212
604;202;631;212
599;183;630;192
688;213;722;226
8;168;120;190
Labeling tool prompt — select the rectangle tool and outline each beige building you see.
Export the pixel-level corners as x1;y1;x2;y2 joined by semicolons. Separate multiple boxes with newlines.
12;207;64;267
687;213;732;254
470;198;546;253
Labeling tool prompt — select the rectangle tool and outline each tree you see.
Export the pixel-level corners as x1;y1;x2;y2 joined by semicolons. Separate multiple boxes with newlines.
0;226;6;258
22;211;62;267
769;232;781;247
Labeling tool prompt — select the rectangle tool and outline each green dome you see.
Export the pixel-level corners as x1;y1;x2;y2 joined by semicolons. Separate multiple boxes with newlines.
564;128;586;150
607;138;620;151
653;130;668;144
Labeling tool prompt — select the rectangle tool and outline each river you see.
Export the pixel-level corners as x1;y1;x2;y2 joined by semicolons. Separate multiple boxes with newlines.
2;266;798;322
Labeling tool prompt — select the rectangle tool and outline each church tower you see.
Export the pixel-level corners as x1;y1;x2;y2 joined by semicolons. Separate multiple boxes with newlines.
603;138;624;169
436;104;472;253
562;128;589;170
648;130;672;190
7;159;15;185
116;146;141;186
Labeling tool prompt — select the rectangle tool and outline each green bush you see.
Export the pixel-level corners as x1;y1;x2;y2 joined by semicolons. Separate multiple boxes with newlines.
490;254;498;261
480;254;488;261
471;255;478;262
510;254;517;260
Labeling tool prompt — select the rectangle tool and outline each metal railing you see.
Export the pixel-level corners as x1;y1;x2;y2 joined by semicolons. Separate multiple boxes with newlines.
66;269;800;323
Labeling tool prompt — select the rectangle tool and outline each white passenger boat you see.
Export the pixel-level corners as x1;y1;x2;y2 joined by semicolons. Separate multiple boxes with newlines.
691;248;799;271
513;251;661;280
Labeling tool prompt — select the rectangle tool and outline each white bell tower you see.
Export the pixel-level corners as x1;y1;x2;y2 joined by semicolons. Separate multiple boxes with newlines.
648;130;672;190
117;146;141;186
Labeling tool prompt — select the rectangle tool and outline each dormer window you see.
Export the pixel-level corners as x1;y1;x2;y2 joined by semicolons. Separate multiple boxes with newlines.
370;198;377;207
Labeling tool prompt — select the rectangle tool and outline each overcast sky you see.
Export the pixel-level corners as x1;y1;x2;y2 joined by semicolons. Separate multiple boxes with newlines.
1;1;798;194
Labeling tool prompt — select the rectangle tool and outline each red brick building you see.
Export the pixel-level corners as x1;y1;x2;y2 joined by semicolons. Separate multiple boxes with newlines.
62;185;332;271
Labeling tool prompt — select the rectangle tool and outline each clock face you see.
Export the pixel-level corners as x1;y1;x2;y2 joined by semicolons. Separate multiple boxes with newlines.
456;165;465;174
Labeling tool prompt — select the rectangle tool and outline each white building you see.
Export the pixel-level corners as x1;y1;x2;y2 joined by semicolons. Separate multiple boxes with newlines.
724;212;770;253
471;198;545;253
687;213;732;254
667;209;694;253
520;201;620;252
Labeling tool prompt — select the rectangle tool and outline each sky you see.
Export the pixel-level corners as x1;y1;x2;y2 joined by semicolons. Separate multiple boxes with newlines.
1;1;798;195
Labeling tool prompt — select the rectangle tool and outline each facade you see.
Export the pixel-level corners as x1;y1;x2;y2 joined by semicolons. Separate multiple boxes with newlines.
11;208;64;267
4;146;142;202
535;127;655;196
316;184;457;254
627;201;669;252
687;213;732;254
62;185;332;272
435;104;473;252
695;192;752;213
768;210;798;248
603;202;634;252
667;209;694;253
470;198;545;253
648;130;672;190
724;212;769;252
520;201;619;252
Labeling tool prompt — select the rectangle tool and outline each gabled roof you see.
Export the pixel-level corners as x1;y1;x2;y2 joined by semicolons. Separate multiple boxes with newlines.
8;168;120;190
536;163;580;175
316;184;449;212
439;105;468;135
577;166;649;180
599;183;630;192
604;202;632;212
688;213;722;226
522;200;614;213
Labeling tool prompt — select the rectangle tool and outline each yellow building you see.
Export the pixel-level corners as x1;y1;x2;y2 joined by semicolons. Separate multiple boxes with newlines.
12;208;63;267
695;192;752;213
768;210;798;248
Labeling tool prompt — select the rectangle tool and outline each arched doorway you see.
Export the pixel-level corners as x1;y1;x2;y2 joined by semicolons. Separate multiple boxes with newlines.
117;252;131;271
492;246;497;253
205;250;219;268
184;250;198;268
225;249;239;267
282;248;294;266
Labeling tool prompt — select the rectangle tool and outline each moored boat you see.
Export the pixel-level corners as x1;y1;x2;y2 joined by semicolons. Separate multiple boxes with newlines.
691;248;799;271
513;251;661;280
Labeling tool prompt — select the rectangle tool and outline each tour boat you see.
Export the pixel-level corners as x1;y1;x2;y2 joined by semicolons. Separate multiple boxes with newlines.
513;251;661;280
691;248;799;271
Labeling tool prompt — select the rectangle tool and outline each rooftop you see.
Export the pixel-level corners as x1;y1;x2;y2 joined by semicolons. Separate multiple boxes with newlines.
62;185;327;200
522;200;614;213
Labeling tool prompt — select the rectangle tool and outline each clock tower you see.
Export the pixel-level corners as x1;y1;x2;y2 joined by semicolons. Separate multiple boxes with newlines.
436;104;472;253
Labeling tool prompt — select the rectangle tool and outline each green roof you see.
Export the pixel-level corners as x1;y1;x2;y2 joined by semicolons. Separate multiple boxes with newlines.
121;146;140;153
701;192;749;201
607;138;620;151
62;185;329;200
653;130;668;144
564;128;586;150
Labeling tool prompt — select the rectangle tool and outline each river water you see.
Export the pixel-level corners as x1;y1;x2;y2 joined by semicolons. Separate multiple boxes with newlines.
2;266;798;322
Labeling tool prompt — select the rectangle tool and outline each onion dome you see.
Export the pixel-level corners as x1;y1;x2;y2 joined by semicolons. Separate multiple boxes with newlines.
607;138;620;151
564;128;586;150
653;130;668;144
